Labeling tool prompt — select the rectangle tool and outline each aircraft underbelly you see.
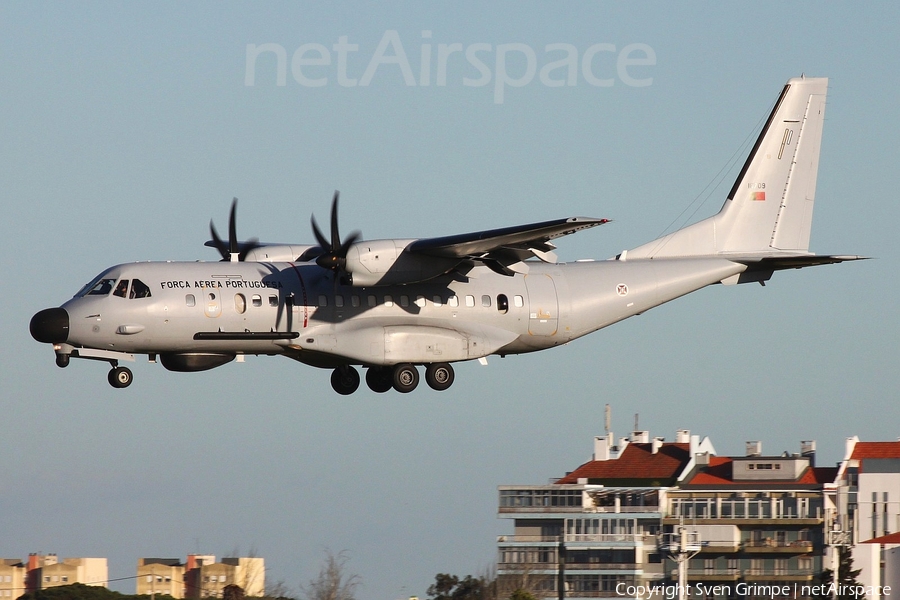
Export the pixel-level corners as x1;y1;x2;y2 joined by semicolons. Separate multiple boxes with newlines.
384;326;469;362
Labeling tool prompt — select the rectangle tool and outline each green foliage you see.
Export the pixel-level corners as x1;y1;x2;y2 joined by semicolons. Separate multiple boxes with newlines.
426;574;493;600
16;583;176;600
508;590;537;600
816;547;864;600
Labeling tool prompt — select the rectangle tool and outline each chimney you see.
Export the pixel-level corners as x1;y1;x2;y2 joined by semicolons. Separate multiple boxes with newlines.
801;440;816;467
652;437;664;454
746;441;762;457
632;430;650;443
696;452;710;466
675;429;691;444
593;436;611;461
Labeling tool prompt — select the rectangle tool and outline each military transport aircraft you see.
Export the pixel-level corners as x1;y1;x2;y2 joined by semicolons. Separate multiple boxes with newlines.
30;76;863;394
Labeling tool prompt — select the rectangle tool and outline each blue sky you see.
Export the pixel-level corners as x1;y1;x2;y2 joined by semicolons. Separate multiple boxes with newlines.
2;3;898;598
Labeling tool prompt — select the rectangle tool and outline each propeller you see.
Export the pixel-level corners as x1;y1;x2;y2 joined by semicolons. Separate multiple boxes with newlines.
310;191;361;274
209;198;260;261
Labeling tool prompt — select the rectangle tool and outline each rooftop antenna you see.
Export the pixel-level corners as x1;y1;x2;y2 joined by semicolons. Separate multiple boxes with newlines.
604;404;611;436
634;413;639;431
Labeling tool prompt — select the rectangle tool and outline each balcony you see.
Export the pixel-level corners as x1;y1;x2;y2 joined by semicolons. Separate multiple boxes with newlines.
498;534;656;544
665;499;824;525
498;562;641;572
742;540;814;553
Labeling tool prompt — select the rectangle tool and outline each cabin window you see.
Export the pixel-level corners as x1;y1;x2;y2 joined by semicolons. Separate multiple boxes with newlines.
432;295;442;307
185;294;195;307
400;295;409;307
252;294;262;307
234;294;247;314
416;295;426;307
269;295;278;307
481;295;491;307
113;279;129;298
448;295;459;307
514;295;524;308
335;295;344;308
318;295;328;307
465;295;475;307
351;295;360;307
130;279;152;299
367;295;377;307
497;294;509;313
384;295;394;307
87;278;116;296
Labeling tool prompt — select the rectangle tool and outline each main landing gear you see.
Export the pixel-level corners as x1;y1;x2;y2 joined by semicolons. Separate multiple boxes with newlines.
329;363;456;395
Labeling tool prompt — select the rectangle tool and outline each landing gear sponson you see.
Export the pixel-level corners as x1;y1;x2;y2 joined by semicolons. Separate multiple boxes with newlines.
331;363;456;395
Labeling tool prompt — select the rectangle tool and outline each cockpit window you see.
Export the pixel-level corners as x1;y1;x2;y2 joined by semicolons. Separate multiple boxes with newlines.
113;280;130;298
129;279;152;299
86;278;116;296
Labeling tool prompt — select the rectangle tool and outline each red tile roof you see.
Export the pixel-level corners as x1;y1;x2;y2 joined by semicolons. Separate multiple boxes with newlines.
684;457;837;486
851;441;900;460
555;442;690;484
862;532;900;545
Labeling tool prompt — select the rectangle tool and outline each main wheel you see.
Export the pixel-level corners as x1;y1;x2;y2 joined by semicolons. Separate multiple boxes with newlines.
365;367;393;393
331;366;360;395
425;362;455;391
392;363;419;393
108;366;133;388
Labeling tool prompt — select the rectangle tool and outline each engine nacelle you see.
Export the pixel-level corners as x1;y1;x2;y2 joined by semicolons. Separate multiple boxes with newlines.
160;352;236;372
344;239;459;286
243;244;319;262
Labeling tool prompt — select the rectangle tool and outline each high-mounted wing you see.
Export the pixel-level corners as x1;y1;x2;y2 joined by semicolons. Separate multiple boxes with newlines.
408;217;609;258
406;217;610;276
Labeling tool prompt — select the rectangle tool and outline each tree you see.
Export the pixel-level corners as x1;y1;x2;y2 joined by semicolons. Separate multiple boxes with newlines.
817;546;863;599
426;573;494;600
300;550;361;600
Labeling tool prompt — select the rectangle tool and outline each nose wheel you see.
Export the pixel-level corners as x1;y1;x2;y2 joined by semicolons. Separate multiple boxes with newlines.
108;366;133;388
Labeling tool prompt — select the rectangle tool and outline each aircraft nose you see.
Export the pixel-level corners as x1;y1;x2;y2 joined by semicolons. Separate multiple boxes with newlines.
30;308;69;344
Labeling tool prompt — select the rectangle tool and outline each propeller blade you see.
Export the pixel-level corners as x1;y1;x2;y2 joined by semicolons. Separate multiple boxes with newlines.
209;221;229;260
330;191;341;250
228;198;239;256
311;215;331;251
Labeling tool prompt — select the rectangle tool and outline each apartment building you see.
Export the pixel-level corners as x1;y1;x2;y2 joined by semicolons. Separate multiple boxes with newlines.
497;431;848;599
669;440;835;599
24;553;108;592
497;429;715;598
138;554;265;598
833;438;900;598
0;560;25;599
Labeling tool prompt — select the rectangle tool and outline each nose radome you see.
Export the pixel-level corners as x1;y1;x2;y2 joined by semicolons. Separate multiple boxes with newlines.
30;308;69;344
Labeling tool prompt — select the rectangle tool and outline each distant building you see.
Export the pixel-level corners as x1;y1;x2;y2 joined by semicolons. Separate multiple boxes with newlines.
834;438;900;599
497;430;843;599
671;439;835;598
0;560;25;599
136;558;184;598
137;554;265;599
22;553;107;592
497;429;714;598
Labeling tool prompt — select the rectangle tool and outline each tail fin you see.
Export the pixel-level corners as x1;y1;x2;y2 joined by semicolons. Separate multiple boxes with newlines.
628;76;828;259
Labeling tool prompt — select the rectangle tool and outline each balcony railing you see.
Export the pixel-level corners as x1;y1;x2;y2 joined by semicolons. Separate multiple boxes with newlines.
498;534;656;544
668;499;824;520
498;562;641;571
743;540;814;549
